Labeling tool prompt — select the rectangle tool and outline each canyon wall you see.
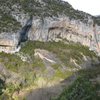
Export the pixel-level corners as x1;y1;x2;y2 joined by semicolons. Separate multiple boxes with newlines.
0;15;100;54
0;0;100;54
28;16;100;54
0;16;100;54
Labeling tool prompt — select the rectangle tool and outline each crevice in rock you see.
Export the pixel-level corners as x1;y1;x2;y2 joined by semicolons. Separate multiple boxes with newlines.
0;45;14;47
93;27;100;49
48;27;64;33
18;16;33;46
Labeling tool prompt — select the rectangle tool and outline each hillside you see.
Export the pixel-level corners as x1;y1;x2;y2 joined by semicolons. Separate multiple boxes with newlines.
0;0;100;100
0;0;99;32
0;40;100;100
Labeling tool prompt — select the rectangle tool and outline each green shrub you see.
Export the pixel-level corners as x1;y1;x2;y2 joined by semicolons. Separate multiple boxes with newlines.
0;79;5;95
0;83;21;100
52;75;99;100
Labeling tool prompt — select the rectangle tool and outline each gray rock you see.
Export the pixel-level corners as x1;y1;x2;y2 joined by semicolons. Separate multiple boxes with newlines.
28;16;100;54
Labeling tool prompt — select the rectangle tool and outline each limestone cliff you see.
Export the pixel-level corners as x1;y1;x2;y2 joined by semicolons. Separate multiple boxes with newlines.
0;0;100;54
28;16;100;54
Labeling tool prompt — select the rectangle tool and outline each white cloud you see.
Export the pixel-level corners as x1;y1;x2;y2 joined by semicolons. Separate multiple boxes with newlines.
63;0;100;15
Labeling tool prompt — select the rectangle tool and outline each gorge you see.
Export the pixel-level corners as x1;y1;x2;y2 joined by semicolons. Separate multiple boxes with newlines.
0;0;100;100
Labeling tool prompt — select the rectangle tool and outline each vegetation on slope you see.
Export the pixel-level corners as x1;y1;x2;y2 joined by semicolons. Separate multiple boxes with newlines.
0;0;22;33
0;40;99;99
20;40;97;67
0;0;90;19
0;10;21;33
0;51;46;87
94;16;100;26
0;0;99;33
0;52;46;99
52;68;100;100
0;52;26;72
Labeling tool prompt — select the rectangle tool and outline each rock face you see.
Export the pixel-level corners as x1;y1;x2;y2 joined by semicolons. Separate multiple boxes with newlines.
28;16;100;54
0;0;100;54
0;33;19;52
34;49;61;67
0;16;100;54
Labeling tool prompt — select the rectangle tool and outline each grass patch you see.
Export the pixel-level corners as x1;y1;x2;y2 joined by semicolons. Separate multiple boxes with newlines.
51;64;61;70
51;70;74;82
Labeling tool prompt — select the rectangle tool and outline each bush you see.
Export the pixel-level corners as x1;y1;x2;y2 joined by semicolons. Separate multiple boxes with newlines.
0;79;5;95
53;75;99;100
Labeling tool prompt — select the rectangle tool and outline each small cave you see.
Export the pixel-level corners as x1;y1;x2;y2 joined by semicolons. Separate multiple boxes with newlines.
48;27;64;33
0;44;13;47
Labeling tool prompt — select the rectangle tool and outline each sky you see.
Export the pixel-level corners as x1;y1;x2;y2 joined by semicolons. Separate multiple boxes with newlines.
63;0;100;16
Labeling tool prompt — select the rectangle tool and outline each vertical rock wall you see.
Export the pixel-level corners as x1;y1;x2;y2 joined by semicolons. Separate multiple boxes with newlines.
28;16;100;54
